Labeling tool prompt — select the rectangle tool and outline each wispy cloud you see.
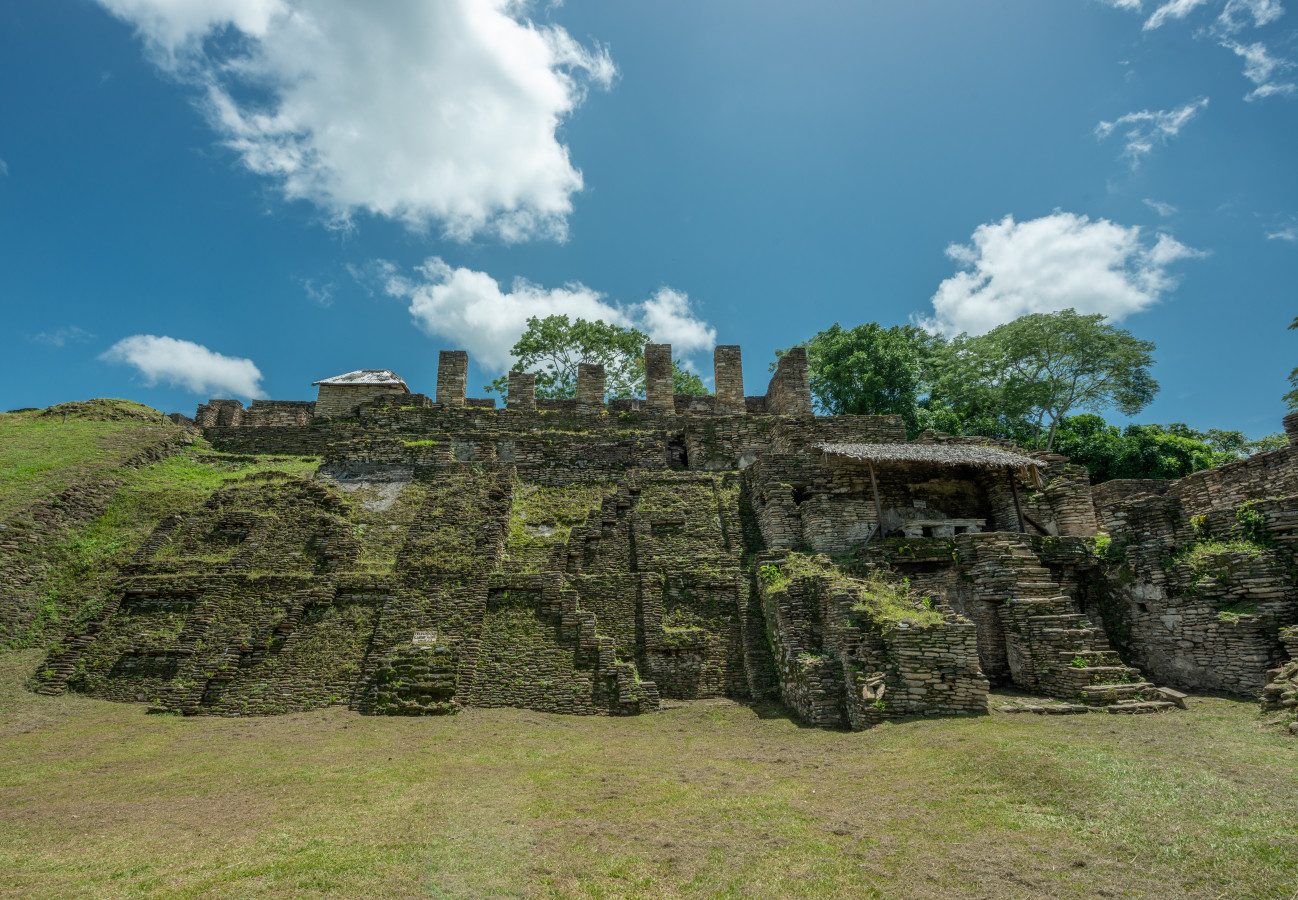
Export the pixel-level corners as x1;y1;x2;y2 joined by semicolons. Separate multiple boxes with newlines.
1217;0;1285;32
1144;199;1179;216
96;0;616;243
0;157;8;176
299;277;333;307
1098;0;1143;10
29;326;94;347
1221;39;1296;99
380;259;716;372
100;335;266;398
1095;97;1210;165
918;212;1206;336
1267;221;1298;241
1144;0;1211;29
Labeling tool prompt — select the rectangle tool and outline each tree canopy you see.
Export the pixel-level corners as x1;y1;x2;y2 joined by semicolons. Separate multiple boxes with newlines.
775;323;939;435
484;315;709;400
939;310;1158;450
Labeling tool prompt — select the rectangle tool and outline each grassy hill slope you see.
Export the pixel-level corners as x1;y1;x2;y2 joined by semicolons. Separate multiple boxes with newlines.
0;400;318;649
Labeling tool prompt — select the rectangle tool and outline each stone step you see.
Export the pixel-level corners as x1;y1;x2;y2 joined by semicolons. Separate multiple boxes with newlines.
1078;682;1156;704
1105;700;1177;715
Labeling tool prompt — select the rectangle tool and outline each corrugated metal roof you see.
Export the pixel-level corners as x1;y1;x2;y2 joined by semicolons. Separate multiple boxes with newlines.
312;369;409;388
814;442;1043;470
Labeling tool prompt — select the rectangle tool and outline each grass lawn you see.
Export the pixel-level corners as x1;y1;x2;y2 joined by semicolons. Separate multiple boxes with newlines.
1;651;1295;900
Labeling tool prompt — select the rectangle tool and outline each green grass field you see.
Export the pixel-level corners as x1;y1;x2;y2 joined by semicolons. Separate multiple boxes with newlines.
2;650;1295;900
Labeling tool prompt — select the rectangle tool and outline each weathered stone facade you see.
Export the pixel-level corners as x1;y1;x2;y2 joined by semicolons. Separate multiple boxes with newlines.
33;343;1298;732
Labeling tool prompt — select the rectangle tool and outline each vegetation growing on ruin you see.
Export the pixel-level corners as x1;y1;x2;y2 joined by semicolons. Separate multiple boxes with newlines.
5;447;320;652
763;553;945;629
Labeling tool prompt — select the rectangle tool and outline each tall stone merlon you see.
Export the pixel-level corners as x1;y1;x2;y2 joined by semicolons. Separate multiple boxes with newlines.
1285;411;1298;446
435;350;468;407
713;345;744;415
576;362;606;413
507;371;536;411
644;343;674;413
765;347;813;417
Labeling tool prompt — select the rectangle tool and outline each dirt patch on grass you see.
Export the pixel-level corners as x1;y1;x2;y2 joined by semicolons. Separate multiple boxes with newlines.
1;650;1296;899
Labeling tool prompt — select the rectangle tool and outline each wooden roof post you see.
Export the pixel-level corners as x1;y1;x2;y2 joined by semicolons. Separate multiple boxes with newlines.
1007;466;1025;534
868;461;886;540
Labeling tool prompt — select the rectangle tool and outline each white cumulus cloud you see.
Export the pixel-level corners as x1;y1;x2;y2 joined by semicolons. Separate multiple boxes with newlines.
917;212;1206;336
1144;0;1211;29
95;0;615;242
100;334;267;398
1095;98;1209;165
382;260;716;372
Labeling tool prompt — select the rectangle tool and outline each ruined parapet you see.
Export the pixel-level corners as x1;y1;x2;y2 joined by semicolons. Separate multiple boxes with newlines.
644;343;674;413
576;363;606;413
765;347;813;417
713;345;745;414
507;371;536;411
436;350;468;407
1285;412;1298;446
313;370;410;419
195;399;245;427
244;400;316;426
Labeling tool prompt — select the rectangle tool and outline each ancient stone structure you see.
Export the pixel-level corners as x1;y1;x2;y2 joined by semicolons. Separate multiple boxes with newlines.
312;370;409;418
33;343;1298;733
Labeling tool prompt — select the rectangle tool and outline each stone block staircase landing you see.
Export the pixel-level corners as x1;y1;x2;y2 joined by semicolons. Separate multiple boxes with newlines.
964;534;1180;715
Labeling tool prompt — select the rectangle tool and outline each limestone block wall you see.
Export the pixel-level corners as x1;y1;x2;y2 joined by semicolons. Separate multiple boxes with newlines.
507;371;536;410
244;400;317;426
1166;444;1298;517
317;384;407;419
576;363;605;413
196;399;245;426
764;347;813;417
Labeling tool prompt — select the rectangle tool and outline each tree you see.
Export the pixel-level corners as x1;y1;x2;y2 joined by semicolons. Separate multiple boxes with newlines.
1051;415;1228;482
484;315;708;399
673;360;709;396
775;322;942;435
942;310;1158;451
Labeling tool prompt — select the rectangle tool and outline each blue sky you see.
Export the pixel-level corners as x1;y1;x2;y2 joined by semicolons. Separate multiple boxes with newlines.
1;0;1295;437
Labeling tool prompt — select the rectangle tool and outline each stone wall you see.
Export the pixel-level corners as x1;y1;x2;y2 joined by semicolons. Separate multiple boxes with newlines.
764;347;813;417
317;384;405;419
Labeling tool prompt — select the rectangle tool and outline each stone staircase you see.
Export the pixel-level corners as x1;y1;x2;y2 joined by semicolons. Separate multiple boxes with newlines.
966;534;1178;714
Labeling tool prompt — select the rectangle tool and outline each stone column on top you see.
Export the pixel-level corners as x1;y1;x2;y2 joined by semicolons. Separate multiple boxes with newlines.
644;343;674;414
713;345;745;414
436;350;467;407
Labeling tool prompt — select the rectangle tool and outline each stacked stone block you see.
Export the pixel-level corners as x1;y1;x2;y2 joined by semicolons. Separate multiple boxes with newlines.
436;350;468;407
644;343;674;413
507;371;536;410
576;362;606;413
713;345;745;414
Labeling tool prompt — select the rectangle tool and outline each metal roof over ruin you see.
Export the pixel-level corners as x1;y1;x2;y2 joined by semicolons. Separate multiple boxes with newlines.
312;369;410;389
814;442;1043;471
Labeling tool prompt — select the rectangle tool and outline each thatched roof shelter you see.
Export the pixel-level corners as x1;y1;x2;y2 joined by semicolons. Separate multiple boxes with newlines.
814;442;1039;469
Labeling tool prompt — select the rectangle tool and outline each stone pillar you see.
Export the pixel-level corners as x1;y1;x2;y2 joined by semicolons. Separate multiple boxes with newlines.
713;345;744;414
764;347;813;417
645;343;674;413
436;350;467;407
1284;412;1298;446
576;362;606;413
507;371;536;411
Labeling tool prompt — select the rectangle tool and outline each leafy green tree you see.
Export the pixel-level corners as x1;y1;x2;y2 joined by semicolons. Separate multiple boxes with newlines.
941;309;1158;450
673;360;709;396
1051;416;1225;482
484;315;708;399
775;322;942;435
